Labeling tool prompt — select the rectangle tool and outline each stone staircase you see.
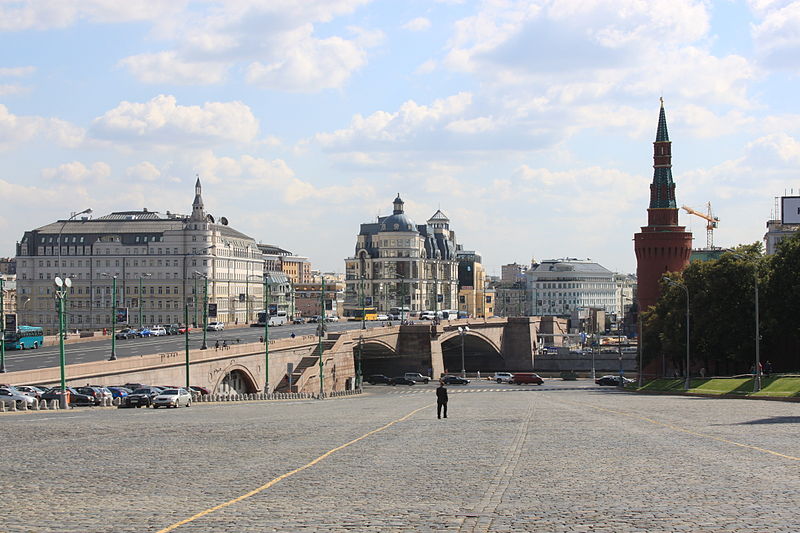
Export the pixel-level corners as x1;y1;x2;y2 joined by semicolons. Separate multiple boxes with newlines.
275;340;337;393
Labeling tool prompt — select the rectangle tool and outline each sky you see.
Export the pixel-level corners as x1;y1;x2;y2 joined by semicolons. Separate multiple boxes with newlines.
2;0;800;277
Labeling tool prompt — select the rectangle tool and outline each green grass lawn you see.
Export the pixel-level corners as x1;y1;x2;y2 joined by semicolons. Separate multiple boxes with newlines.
637;377;800;398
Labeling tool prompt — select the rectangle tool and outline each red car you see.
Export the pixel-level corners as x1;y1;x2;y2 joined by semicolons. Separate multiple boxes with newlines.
178;325;192;334
512;372;544;385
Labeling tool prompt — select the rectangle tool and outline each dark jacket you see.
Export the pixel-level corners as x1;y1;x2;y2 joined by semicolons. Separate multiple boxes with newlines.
436;385;448;403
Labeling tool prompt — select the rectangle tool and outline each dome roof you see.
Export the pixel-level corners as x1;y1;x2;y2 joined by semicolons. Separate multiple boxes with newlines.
381;212;417;232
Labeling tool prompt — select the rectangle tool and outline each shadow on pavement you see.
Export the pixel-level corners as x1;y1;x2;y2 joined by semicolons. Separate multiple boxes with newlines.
736;416;800;425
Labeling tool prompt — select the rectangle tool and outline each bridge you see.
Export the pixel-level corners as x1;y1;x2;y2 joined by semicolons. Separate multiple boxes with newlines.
2;318;543;395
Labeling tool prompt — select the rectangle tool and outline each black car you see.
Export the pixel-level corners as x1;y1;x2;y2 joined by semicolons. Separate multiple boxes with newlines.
595;375;635;386
115;328;138;340
441;375;470;385
124;387;163;408
389;377;415;386
40;387;95;406
366;374;392;385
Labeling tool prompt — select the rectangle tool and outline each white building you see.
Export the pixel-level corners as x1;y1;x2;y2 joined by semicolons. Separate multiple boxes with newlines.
344;195;460;315
14;179;264;333
526;258;621;317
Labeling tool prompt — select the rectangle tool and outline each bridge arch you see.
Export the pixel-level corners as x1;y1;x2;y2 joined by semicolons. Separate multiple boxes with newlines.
212;364;259;395
439;330;505;374
353;339;405;376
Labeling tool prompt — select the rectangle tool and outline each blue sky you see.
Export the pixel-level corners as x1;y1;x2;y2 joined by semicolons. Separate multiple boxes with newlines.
2;0;800;276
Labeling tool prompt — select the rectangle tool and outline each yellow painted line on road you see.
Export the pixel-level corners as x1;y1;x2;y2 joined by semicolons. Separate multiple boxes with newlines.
563;399;800;462
156;402;434;533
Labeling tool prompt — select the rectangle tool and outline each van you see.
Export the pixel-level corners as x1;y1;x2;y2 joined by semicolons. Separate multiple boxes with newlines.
419;311;436;320
511;372;544;385
493;372;514;383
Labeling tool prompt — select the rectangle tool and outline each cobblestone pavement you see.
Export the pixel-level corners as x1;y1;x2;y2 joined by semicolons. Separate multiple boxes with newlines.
2;385;799;532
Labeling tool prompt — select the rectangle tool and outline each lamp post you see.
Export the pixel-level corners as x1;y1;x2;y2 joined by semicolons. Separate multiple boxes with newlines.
357;273;364;388
319;275;326;398
56;208;91;337
248;274;270;394
0;277;5;373
194;271;209;350
458;326;469;378
100;273;118;361
733;254;761;392
663;277;690;390
54;276;71;408
137;273;151;329
184;289;190;389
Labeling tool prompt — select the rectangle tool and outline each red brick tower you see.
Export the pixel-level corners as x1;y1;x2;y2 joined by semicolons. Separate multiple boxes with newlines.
634;100;693;313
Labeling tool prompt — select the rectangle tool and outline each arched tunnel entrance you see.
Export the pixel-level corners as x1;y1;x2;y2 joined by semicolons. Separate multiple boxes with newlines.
216;368;258;395
352;341;408;377
441;334;505;374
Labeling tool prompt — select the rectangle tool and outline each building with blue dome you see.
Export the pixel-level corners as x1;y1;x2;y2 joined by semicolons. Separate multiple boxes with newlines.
344;195;461;316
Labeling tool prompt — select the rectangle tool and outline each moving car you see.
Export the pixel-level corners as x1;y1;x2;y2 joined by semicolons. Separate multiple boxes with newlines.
512;373;544;385
178;325;191;334
389;377;415;386
124;387;163;408
366;374;392;385
136;328;152;337
150;327;168;336
206;322;224;331
152;388;192;408
376;314;389;321
493;372;514;384
404;372;432;384
595;375;635;386
292;317;306;324
115;328;138;340
441;375;470;385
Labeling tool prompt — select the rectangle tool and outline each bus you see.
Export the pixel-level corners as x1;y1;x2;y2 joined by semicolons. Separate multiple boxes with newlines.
4;326;45;350
257;310;287;326
349;307;377;321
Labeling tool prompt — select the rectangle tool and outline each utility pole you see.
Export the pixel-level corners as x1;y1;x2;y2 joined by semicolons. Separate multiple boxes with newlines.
0;278;5;373
319;275;325;398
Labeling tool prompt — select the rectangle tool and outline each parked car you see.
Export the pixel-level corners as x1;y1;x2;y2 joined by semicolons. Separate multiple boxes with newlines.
107;386;131;399
596;375;635;386
493;372;515;384
189;386;210;396
512;373;544;385
124;387;163;408
152;388;192;408
206;322;224;331
122;383;146;392
0;388;38;408
441;375;470;385
40;387;95;406
136;328;152;337
76;386;113;405
389;377;415;386
366;374;393;385
404;372;432;384
115;328;138;340
150;327;167;336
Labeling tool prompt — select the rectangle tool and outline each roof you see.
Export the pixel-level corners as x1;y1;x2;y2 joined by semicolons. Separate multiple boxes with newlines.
428;209;449;221
656;98;670;142
529;258;613;275
257;243;293;256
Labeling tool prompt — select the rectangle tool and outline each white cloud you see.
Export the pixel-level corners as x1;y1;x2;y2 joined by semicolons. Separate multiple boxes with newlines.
90;95;259;147
0;66;35;77
414;59;437;75
0;1;186;31
41;161;111;183
402;17;431;32
751;0;800;71
0;104;84;150
119;52;228;85
0;84;28;96
126;161;162;182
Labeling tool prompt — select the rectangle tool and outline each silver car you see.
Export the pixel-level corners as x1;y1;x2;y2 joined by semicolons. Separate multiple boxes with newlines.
0;388;38;408
152;388;192;408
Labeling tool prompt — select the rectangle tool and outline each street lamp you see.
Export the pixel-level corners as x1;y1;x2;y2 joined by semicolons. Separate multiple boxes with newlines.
137;273;151;329
0;277;6;373
248;274;270;394
100;273;118;361
54;276;71;408
663;276;690;390
458;325;470;378
193;271;209;350
733;254;761;393
318;275;326;398
56;208;91;337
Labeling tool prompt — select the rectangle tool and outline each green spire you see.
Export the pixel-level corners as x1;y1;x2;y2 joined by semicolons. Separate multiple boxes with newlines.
656;97;669;142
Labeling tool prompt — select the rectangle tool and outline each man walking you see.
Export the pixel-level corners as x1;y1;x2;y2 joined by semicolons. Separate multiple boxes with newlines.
436;380;448;419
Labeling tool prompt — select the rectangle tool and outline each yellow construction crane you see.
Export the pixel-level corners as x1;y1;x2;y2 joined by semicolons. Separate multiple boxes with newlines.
681;202;720;248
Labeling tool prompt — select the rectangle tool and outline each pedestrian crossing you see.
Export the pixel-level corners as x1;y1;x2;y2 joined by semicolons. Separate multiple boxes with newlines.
380;386;600;395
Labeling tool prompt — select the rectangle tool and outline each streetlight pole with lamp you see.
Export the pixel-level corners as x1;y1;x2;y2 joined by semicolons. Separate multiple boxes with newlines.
137;273;151;329
100;273;118;361
247;273;270;394
663;276;690;389
54;276;71;408
458;326;470;378
0;277;5;373
56;208;91;337
318;275;326;398
733;253;761;392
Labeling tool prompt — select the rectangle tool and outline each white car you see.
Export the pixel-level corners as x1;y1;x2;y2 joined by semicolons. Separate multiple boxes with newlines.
324;316;339;322
152;388;192;408
206;321;224;331
493;372;515;383
150;327;167;336
0;388;38;408
376;314;389;321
